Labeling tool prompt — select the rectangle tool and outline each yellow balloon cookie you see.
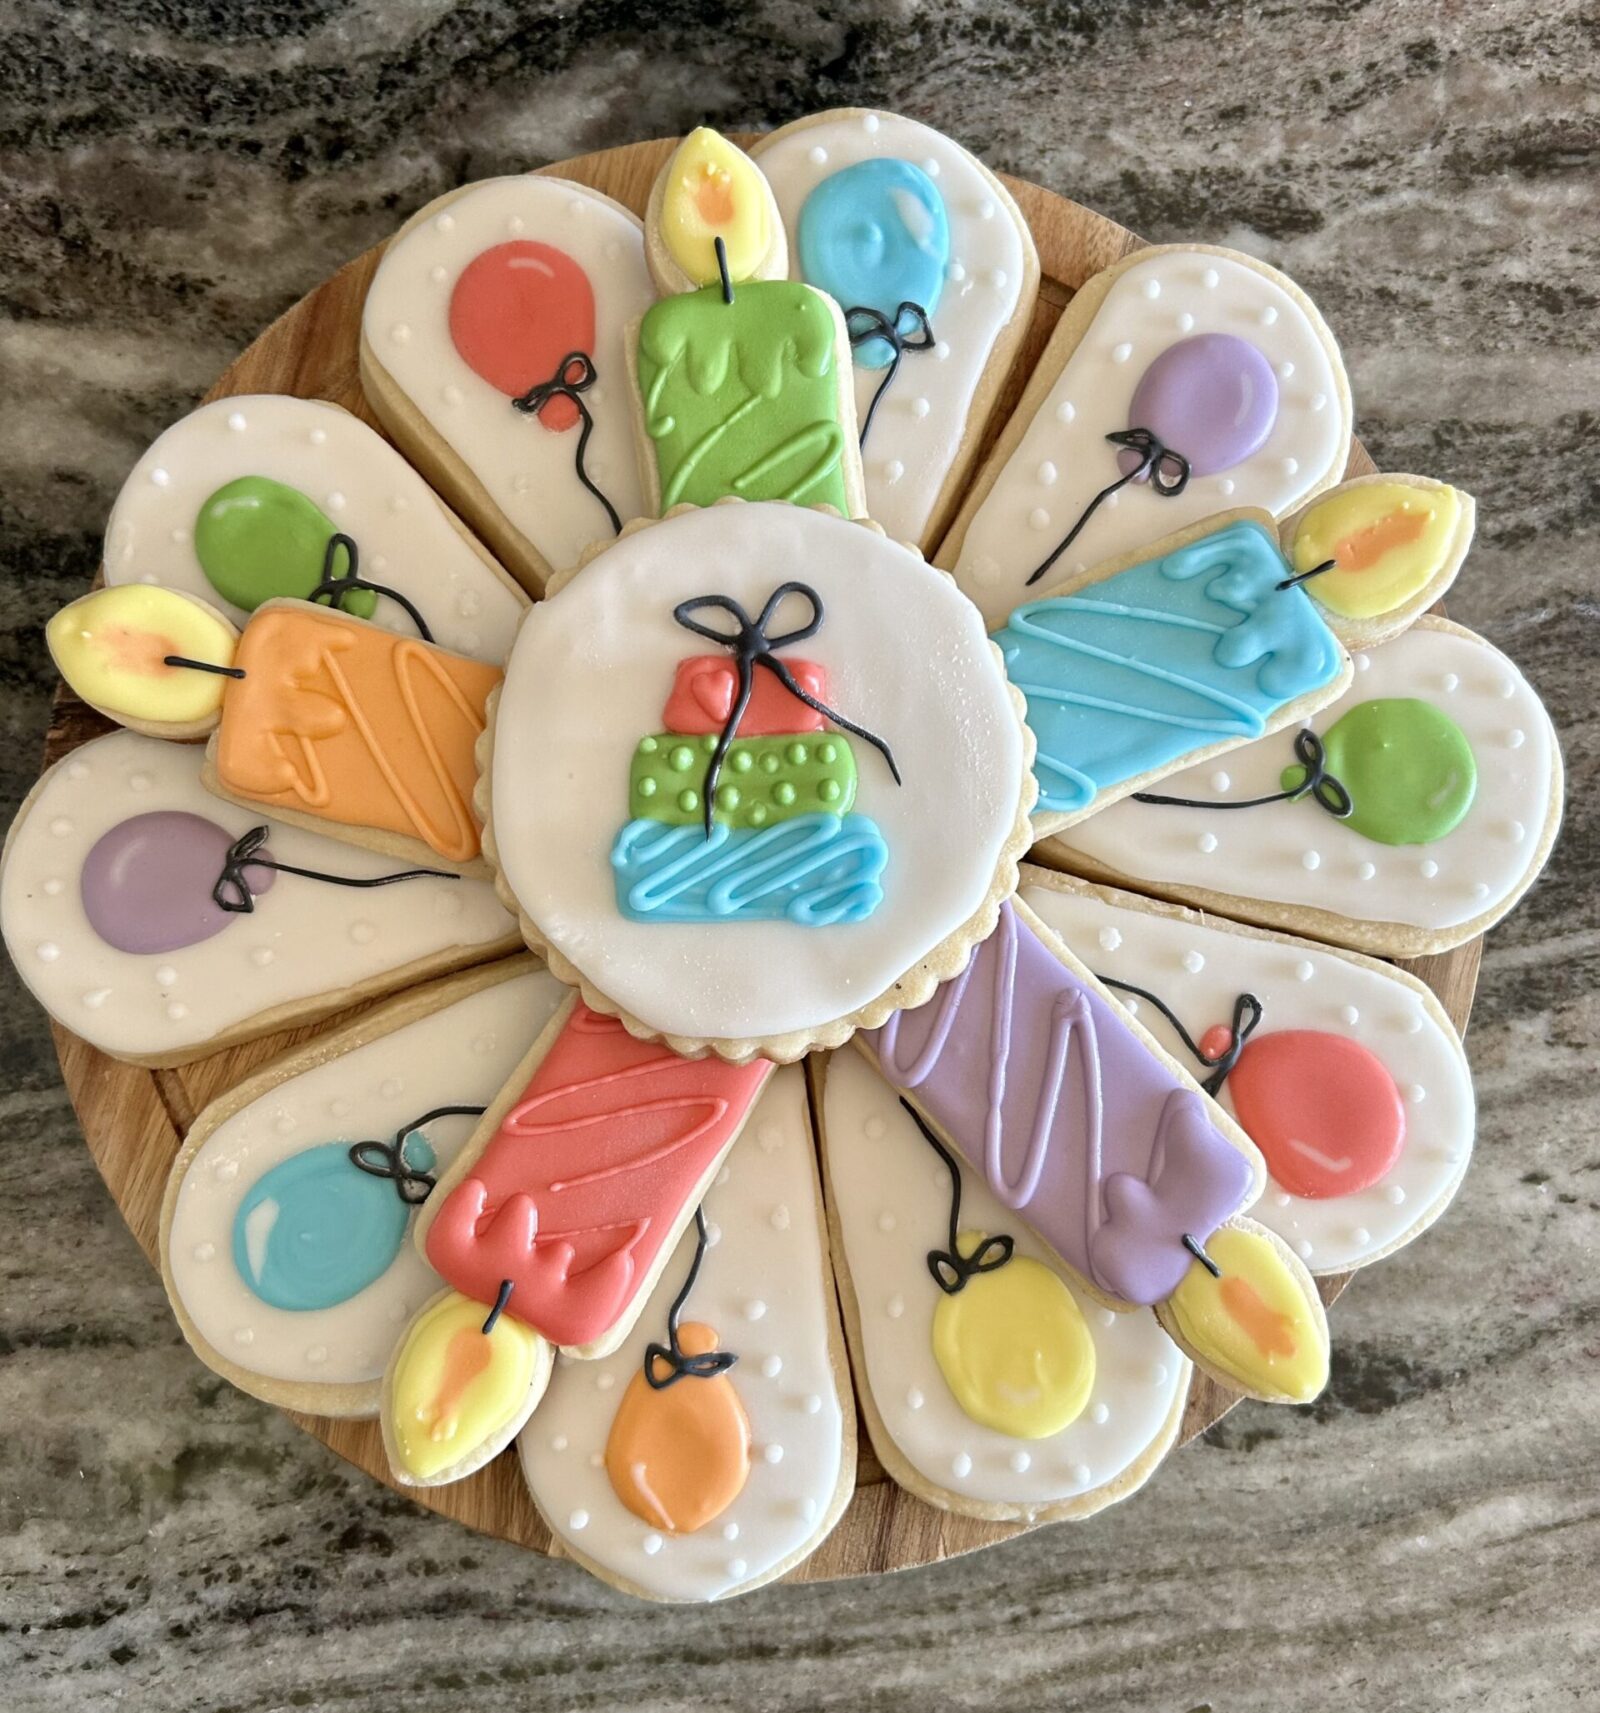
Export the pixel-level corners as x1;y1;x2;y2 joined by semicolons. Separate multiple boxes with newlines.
932;1236;1096;1439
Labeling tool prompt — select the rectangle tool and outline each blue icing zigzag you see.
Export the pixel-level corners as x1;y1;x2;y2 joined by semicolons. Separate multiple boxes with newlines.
612;812;887;924
995;519;1344;815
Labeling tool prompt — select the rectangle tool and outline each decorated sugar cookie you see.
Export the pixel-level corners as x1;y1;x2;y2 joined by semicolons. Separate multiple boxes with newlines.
751;108;1040;550
992;511;1354;831
820;1048;1189;1522
941;244;1352;626
860;898;1330;1405
101;395;528;659
1049;617;1564;957
360;175;655;593
160;958;565;1415
0;731;517;1065
520;1064;853;1601
484;501;1035;1061
1020;869;1476;1273
626;131;866;522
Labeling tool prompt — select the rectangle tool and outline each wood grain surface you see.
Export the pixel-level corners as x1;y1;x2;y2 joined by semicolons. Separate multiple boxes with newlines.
41;135;1483;1583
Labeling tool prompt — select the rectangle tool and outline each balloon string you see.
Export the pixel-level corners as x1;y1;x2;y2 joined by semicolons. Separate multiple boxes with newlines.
210;824;457;914
644;1207;738;1389
1025;428;1192;589
1096;979;1263;1098
347;1103;486;1206
1131;726;1353;820
307;532;436;642
898;1098;1015;1296
845;302;935;447
512;351;623;534
672;580;902;838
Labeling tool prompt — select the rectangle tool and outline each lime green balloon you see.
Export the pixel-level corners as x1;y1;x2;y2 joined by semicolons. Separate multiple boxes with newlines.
193;476;373;617
1282;697;1476;846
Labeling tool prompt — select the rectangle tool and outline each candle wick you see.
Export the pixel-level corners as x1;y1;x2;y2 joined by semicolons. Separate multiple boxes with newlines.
714;235;734;305
163;655;245;679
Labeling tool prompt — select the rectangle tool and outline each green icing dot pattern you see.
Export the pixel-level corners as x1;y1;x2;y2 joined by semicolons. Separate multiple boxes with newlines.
193;476;374;617
1282;696;1477;846
630;731;857;827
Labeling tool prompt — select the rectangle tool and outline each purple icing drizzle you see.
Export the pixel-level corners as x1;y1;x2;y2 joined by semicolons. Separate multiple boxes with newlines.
866;900;1253;1305
1120;332;1280;479
80;810;274;955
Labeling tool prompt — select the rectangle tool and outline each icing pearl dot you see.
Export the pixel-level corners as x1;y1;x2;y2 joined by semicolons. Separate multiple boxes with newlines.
82;989;111;1009
1499;679;1517;699
744;1299;767;1322
1198;833;1218;854
1302;850;1321;871
36;943;60;963
1278;360;1295;379
150;467;171;487
166;1002;189;1021
1055;399;1076;424
1098;1308;1117;1328
251;947;274;967
761;1354;782;1379
763;1443;785;1464
862;1115;885;1141
722;1522;739;1541
1312;392;1327;411
715;1164;732;1188
1038;460;1058;485
596;1372;616;1391
1260;305;1279;326
808;144;828;165
233;1327;254;1346
1506;821;1526;844
1182;950;1205;974
907;1387;925;1410
1283;457;1299;476
1009;1450;1032;1473
976;197;994;219
1296;1238;1314;1259
192;1241;215;1262
952;1452;972;1477
309;428;327;446
1211;771;1232;792
442;385;463;406
989;268;1008;290
349;921;377;944
642;1533;663;1555
877;1211;896;1232
1420;859;1440;880
1351;1227;1371;1247
922;157;941;178
886;1294;905;1320
326;490;346;511
1098;926;1122;952
588;1452;603;1469
935;340;951;360
1150;1362;1168;1386
757;1122;783;1152
910;396;931;418
1217;478;1236;496
67;762;88;780
1473;882;1492;899
1028;507;1051;530
306;1344;328;1366
1340;1004;1360;1025
1143;279;1161;300
1091;1402;1110;1425
769;1205;790;1231
1408;1084;1427;1104
1123;997;1139;1017
128;773;153;793
1385;1185;1407;1205
42;878;63;896
49;817;74;836
862;113;881;133
429;264;448;283
390;324;411;344
703;1222;721;1246
803;1394;822;1416
379;1077;403;1098
506;215;526;236
1354;860;1379;880
1441;672;1460;692
434;212;455;233
1177;312;1195;332
1071;1462;1092;1487
1111;342;1134;364
389;495;408;512
728;1558;748;1579
883;459;905;482
1507;729;1526;749
551;1433;568;1452
1272;1190;1291;1207
1202;268;1220;289
227;411;247;433
568;1510;588;1531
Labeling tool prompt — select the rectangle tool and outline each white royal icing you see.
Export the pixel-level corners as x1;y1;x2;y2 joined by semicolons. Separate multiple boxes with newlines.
1056;623;1559;938
754;110;1030;548
953;250;1350;625
490;503;1028;1044
167;965;567;1388
519;1064;847;1601
823;1048;1189;1516
101;395;528;662
0;731;517;1060
362;176;655;575
1021;879;1476;1272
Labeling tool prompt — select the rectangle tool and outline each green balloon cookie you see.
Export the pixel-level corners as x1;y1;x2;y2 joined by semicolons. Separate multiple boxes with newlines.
193;476;373;617
1282;697;1476;846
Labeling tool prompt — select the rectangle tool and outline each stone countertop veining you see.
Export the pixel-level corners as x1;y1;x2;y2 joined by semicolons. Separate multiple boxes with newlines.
1;3;1596;1709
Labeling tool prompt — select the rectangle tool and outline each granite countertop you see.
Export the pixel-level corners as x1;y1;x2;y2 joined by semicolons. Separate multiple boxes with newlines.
2;3;1595;1708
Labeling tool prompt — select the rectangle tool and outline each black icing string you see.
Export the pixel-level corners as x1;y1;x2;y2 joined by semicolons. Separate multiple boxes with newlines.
162;655;245;679
1097;978;1263;1098
1132;726;1353;820
307;532;435;642
899;1098;1015;1295
1025;428;1192;589
347;1103;486;1205
481;1278;515;1336
713;234;735;305
511;351;623;534
1182;1233;1223;1278
845;302;935;447
672;580;903;837
1276;557;1337;593
644;1207;738;1390
210;824;457;914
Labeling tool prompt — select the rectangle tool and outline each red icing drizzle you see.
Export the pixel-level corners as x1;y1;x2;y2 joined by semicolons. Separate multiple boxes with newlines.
425;1004;772;1347
447;242;596;428
662;655;829;737
1228;1030;1406;1200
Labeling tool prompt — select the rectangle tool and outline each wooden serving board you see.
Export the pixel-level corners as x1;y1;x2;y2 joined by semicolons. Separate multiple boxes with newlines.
43;137;1483;1583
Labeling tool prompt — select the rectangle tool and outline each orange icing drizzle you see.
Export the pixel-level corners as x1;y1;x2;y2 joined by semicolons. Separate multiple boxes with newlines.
605;1322;752;1533
693;165;736;227
1330;506;1432;573
214;607;501;862
1220;1275;1298;1358
420;1326;494;1444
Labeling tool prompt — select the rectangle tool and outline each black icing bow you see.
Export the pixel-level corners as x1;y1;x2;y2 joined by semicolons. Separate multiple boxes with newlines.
845;301;936;447
644;1208;738;1389
672;580;902;838
1132;726;1353;821
511;350;622;534
899;1099;1017;1295
1097;981;1264;1098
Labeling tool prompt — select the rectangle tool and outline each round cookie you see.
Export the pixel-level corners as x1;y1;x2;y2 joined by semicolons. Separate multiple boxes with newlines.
0;731;518;1065
518;1064;853;1601
484;501;1035;1060
1019;870;1476;1274
101;395;528;660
